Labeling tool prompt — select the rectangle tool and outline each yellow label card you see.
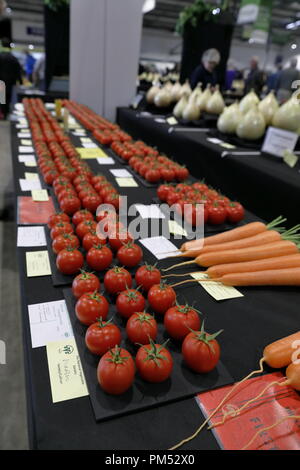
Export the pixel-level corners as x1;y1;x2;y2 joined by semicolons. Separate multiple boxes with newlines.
219;142;236;149
168;220;188;237
25;172;39;180
31;190;49;201
26;251;51;277
21;139;33;146
46;338;89;403
167;117;178;125
115;177;138;187
76;147;108;159
190;272;243;301
80;137;93;143
25;160;37;167
283;150;298;168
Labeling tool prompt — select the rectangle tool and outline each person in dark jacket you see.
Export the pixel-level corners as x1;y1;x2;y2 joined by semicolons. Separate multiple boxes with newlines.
0;38;22;118
244;56;265;96
190;48;221;89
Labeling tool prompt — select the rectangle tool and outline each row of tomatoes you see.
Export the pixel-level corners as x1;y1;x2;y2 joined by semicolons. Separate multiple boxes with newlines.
71;265;222;395
48;211;143;275
63;99;190;184
157;181;245;226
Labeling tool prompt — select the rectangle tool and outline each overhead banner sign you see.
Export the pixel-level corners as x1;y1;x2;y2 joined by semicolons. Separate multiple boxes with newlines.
237;0;260;24
251;0;273;44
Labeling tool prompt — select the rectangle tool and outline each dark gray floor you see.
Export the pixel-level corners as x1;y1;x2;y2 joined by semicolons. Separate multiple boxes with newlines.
0;121;29;449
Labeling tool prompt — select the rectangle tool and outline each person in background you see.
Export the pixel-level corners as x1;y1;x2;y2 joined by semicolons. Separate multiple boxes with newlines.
267;62;282;93
244;56;265;96
190;48;221;89
276;58;300;103
0;38;22;119
33;53;45;91
23;48;36;82
225;59;238;90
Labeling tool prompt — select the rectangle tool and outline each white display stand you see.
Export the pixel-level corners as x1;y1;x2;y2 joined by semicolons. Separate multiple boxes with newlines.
70;0;144;121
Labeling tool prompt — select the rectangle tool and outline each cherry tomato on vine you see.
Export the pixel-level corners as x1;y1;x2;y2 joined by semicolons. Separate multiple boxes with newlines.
86;245;113;271
116;288;146;319
148;282;176;314
97;346;135;395
52;232;80;254
56;247;84;275
135;339;173;383
164;302;201;341
85;318;121;355
72;271;101;299
126;312;157;345
104;267;132;295
182;323;223;373
117;242;143;268
75;291;109;325
135;264;161;292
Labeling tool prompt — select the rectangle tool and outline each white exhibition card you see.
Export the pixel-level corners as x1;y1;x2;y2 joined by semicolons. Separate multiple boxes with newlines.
139;236;178;260
17;226;46;247
110;169;132;178
19;146;35;153
19;178;42;191
135;204;165;219
262;127;298;158
18;155;36;163
28;300;73;348
97;157;115;165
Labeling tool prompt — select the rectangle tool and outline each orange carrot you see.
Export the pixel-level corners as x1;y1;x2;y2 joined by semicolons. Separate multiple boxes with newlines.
178;230;282;259
165;240;298;272
215;267;300;286
180;217;286;252
206;254;300;279
181;221;267;251
263;331;300;369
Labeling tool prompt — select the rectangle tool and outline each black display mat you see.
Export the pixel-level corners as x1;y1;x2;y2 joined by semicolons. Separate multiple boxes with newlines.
63;287;234;423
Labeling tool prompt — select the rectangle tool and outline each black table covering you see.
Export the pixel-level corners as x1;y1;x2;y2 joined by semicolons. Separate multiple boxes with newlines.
117;107;300;229
11;115;300;451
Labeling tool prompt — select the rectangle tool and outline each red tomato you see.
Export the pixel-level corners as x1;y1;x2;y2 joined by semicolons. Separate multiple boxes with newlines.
116;288;146;319
75;292;109;325
175;166;189;181
56;248;84;275
82;230;106;252
208;204;227;225
117;242;143;268
48;212;70;229
148;283;176;314
72;271;101;299
135;264;161;292
135;340;173;383
72;209;94;226
108;229;133;251
160;168;175;182
50;221;73;240
97;346;135;395
182;325;222;373
104;267;132;295
126;312;157;345
76;220;97;239
82;194;102;213
85;318;121;355
164;304;201;341
52;233;80;254
60;195;81;215
145;169;161;183
226;202;245;224
157;184;172;202
86;245;113;271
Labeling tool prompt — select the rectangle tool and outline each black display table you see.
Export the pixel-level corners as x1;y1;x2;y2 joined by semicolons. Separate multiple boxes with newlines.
117;107;300;229
11;115;300;450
